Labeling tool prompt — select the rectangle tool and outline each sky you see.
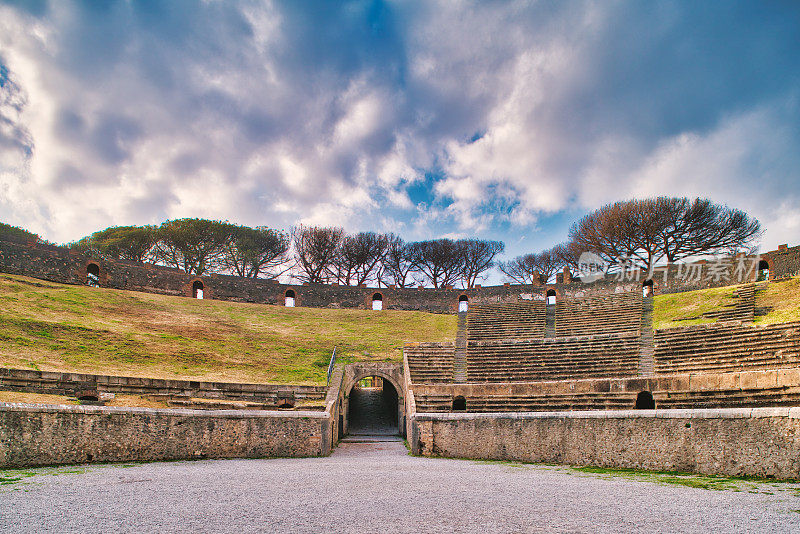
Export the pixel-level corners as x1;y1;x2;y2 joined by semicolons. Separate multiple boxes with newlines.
1;0;799;266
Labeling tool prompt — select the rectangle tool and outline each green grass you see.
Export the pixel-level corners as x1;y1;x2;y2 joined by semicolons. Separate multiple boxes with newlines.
653;277;800;329
0;274;455;384
652;285;739;329
571;465;800;493
753;277;800;325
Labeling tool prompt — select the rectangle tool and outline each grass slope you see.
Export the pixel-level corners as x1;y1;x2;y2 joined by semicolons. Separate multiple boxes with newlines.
653;277;800;329
0;274;455;384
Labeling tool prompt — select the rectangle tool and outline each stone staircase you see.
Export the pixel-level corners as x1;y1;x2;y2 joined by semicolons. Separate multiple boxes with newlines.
699;283;756;323
545;302;556;338
453;312;468;382
638;296;655;376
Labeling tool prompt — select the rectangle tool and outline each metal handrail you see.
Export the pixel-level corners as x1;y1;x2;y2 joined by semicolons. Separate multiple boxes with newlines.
326;346;337;386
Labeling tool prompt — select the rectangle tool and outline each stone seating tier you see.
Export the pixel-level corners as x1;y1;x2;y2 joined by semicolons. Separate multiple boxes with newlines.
465;302;546;341
411;367;800;413
554;291;643;337
414;391;637;412
405;343;455;384
465;333;640;382
654;321;800;375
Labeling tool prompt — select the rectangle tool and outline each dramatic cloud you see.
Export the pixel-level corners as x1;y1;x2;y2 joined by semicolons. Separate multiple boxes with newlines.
0;0;798;257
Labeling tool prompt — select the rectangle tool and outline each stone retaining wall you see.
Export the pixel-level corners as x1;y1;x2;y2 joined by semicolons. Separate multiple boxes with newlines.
0;403;330;468
410;407;800;478
0;368;326;407
5;237;793;312
410;368;800;397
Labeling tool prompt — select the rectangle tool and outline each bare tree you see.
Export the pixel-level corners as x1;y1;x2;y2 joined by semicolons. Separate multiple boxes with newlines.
292;225;344;284
654;197;762;262
552;242;581;271
499;246;562;284
219;225;290;279
459;239;504;287
331;232;389;285
380;235;416;288
567;197;761;270
408;239;464;288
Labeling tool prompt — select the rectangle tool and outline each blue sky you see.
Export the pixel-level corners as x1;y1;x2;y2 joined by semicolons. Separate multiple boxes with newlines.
1;0;799;266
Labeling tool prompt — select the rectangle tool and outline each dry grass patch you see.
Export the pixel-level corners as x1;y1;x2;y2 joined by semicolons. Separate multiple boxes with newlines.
0;274;456;384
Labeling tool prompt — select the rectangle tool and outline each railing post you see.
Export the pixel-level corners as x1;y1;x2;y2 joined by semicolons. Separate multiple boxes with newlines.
326;347;337;386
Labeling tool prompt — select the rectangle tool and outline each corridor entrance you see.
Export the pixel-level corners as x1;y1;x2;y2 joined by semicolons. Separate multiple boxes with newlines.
346;376;399;436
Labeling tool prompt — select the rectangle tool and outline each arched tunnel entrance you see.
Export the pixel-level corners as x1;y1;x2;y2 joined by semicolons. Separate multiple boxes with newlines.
347;375;399;436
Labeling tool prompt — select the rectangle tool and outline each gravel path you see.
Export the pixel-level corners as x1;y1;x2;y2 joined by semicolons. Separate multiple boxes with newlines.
2;441;799;533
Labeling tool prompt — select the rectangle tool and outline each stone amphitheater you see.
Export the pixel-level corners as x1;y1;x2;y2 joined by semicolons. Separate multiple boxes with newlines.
2;238;800;531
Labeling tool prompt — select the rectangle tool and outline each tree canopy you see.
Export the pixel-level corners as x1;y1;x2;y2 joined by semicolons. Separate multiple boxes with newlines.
0;222;40;244
567;197;761;271
6;195;764;288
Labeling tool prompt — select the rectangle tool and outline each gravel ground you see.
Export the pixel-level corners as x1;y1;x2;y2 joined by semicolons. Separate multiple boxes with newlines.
2;441;799;533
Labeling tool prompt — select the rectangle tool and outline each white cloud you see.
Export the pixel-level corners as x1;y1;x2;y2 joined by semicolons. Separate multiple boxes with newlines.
0;0;797;252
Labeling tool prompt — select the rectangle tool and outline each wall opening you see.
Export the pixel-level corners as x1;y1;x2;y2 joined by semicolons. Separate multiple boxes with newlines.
452;395;466;411
757;260;770;282
277;401;294;410
372;292;383;311
192;280;204;299
86;263;100;287
285;289;296;307
458;295;469;313
635;391;655;409
545;289;557;336
347;375;398;436
643;279;654;297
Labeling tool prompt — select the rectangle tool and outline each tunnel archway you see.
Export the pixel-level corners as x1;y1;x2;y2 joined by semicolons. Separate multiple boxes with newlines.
192;280;204;299
643;279;654;297
635;391;655;409
86;263;100;287
757;260;770;282
346;374;400;436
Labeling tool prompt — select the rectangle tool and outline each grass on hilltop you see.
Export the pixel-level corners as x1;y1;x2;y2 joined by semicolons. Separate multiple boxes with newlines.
653;277;800;330
0;274;456;385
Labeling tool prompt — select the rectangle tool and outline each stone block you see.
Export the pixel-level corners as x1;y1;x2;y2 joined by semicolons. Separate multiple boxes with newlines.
777;368;800;387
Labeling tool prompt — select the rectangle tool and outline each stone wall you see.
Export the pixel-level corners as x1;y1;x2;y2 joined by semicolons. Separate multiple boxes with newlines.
0;402;331;468
410;408;800;478
409;367;800;411
5;237;794;313
0;368;326;407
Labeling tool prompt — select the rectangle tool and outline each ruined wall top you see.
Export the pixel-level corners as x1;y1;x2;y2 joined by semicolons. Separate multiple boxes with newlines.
0;237;796;313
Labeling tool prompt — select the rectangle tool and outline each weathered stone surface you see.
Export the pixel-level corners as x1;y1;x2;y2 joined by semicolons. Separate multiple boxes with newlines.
4;237;794;312
0;367;325;407
411;408;800;478
0;402;329;468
